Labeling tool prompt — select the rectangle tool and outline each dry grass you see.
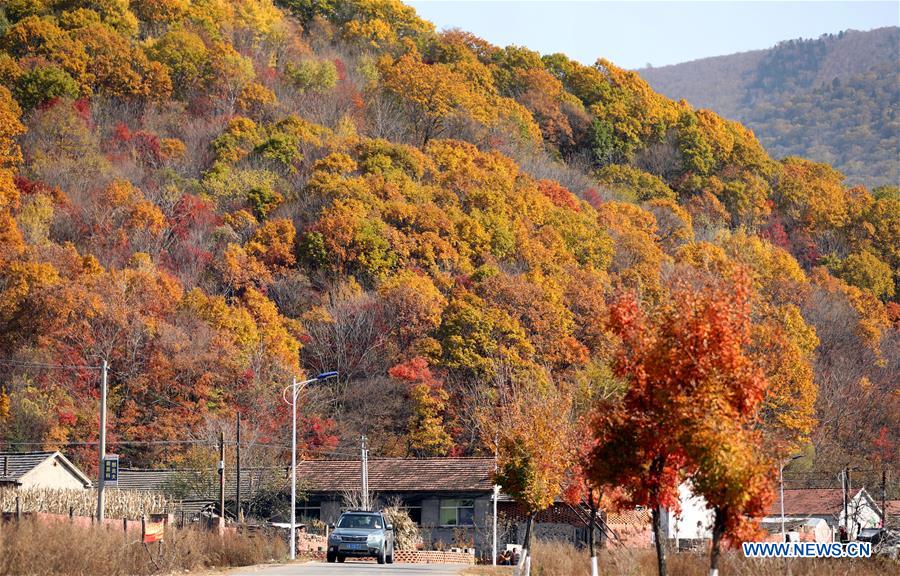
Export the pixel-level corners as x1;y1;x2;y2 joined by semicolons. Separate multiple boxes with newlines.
464;540;899;576
0;518;287;575
461;567;513;575
1;488;169;518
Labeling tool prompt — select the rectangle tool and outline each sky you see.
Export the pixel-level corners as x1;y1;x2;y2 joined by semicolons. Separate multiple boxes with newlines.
407;1;900;69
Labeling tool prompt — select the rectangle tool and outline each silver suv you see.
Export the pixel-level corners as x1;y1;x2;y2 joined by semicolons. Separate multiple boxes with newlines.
327;510;395;564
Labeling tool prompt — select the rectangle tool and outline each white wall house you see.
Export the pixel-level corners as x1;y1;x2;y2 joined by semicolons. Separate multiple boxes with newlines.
0;451;92;490
663;482;715;546
656;485;883;546
763;488;882;541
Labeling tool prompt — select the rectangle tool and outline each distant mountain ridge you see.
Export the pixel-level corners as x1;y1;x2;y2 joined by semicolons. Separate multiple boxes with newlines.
640;27;900;187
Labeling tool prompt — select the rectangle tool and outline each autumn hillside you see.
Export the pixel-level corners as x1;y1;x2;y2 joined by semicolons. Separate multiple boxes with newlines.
0;0;896;495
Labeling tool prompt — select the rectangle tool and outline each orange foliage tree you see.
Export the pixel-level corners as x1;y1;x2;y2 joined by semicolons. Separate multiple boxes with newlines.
589;270;774;576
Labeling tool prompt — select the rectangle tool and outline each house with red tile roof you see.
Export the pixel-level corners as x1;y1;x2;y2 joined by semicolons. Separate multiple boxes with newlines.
763;488;883;541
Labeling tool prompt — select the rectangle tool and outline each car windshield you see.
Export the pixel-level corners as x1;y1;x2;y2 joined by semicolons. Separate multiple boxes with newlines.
338;514;383;529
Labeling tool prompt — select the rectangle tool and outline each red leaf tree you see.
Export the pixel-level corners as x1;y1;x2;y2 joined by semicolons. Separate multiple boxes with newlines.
588;270;774;576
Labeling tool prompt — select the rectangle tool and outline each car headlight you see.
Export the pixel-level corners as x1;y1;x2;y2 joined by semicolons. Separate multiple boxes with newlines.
367;534;383;545
328;533;340;543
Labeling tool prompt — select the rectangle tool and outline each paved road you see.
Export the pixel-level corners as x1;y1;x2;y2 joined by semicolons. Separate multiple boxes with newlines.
228;561;470;576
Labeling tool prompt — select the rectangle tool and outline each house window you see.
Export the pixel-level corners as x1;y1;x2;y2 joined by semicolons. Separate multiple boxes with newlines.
401;503;423;525
440;499;475;526
297;505;320;522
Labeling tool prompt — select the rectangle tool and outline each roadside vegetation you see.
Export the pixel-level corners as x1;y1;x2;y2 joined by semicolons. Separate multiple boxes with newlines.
464;539;897;576
0;518;286;576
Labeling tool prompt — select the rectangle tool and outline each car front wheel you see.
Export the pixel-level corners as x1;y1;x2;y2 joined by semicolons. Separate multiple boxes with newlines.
377;548;386;564
387;545;394;564
326;551;336;563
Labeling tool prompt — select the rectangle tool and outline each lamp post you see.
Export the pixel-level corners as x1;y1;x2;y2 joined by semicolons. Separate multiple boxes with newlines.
492;484;499;566
283;371;338;560
780;454;803;540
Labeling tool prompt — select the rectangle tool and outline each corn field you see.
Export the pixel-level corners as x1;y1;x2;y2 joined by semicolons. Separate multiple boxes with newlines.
0;488;170;518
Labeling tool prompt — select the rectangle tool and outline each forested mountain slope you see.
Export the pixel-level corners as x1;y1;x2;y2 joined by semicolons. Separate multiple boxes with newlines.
0;1;895;494
640;27;900;187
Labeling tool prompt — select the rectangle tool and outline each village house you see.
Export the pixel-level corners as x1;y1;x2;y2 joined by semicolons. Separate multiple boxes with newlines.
609;483;888;548
0;451;92;490
117;457;602;557
759;517;832;543
295;457;601;556
761;488;883;541
117;465;285;522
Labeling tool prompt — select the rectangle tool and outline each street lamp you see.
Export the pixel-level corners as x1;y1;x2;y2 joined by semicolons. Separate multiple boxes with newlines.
282;371;338;560
780;454;803;540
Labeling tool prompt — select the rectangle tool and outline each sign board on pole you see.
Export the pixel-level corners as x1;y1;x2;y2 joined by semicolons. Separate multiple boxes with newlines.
103;455;119;487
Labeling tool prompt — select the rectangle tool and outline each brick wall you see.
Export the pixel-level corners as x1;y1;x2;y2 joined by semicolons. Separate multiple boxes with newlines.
394;550;475;564
299;549;475;564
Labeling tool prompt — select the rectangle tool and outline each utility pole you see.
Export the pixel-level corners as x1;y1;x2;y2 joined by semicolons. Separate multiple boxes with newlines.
291;376;297;560
847;466;855;539
360;435;369;510
780;460;786;540
218;431;225;524
96;359;108;522
235;412;242;523
841;467;848;541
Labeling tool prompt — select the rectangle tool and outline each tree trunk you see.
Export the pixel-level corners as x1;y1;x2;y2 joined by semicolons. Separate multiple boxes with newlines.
588;491;597;558
649;455;668;576
588;491;599;576
651;504;668;576
709;507;726;576
522;512;536;551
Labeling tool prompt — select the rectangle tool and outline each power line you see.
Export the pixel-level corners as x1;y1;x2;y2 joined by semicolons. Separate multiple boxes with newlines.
1;439;216;448
0;359;102;370
0;440;359;458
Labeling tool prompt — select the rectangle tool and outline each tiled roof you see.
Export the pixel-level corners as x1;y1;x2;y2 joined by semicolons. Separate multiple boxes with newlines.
115;458;495;499
0;451;91;487
0;452;57;482
767;488;862;517
118;467;287;500
296;458;495;493
885;500;900;516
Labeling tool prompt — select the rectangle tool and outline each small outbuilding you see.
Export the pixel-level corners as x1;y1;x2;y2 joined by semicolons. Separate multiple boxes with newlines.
0;451;92;490
760;517;832;543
